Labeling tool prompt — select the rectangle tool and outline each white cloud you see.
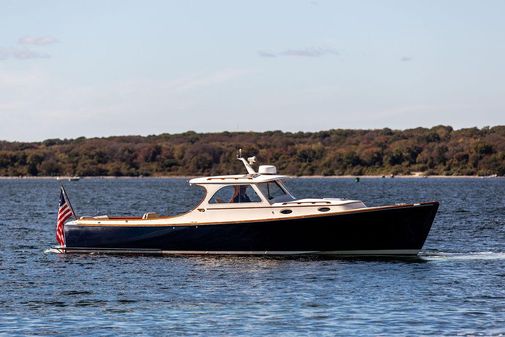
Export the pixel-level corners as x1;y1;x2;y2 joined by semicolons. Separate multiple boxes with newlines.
258;47;339;58
0;47;50;60
18;36;59;46
0;67;254;141
172;68;253;92
257;50;277;58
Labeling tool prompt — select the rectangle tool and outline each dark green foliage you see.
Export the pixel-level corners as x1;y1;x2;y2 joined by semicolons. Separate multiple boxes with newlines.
1;126;505;176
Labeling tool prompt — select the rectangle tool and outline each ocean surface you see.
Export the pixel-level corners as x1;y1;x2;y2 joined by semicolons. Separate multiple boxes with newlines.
1;177;504;336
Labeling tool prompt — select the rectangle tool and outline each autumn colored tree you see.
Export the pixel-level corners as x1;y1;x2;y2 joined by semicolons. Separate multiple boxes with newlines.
0;126;504;177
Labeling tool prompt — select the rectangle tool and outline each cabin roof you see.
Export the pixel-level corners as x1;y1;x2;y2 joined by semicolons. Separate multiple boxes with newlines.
189;174;289;185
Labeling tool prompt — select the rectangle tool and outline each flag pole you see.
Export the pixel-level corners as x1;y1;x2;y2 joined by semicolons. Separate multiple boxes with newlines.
60;184;78;220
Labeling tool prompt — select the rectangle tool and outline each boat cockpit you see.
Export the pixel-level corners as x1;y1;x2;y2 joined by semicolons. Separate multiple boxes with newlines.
205;180;295;205
188;152;298;208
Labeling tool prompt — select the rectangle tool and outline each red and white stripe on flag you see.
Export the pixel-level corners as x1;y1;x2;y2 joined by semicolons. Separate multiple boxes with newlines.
56;187;74;247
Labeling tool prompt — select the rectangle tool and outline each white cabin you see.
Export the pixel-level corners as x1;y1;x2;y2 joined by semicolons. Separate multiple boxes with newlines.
74;153;366;226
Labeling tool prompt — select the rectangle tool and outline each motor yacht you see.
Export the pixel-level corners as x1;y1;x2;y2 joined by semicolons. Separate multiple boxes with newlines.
57;151;438;256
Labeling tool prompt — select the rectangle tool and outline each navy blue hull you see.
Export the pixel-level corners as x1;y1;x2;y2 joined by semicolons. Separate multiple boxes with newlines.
63;202;439;255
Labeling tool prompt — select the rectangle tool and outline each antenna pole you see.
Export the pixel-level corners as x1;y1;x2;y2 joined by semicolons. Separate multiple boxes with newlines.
237;148;256;174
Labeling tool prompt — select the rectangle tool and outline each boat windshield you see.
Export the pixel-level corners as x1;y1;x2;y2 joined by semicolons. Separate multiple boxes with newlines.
209;185;262;204
257;181;295;203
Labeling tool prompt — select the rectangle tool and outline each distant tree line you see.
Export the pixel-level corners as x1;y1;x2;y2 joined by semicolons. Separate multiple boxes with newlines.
1;126;505;177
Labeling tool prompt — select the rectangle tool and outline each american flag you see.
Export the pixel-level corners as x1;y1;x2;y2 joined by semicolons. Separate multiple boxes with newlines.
56;186;76;247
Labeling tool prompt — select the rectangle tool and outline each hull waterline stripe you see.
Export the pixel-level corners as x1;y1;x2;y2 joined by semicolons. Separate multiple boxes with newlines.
55;248;420;256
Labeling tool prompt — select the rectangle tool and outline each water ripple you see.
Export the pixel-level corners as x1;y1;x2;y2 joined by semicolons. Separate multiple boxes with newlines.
1;178;505;336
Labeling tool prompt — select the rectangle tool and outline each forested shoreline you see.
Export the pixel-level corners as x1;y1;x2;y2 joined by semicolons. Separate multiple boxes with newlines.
1;126;505;177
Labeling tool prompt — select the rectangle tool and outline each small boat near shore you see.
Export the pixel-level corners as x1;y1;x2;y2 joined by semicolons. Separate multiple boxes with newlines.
54;152;439;256
56;176;80;181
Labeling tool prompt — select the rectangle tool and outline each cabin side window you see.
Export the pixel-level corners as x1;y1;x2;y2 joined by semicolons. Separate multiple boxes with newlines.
209;185;262;204
257;181;294;203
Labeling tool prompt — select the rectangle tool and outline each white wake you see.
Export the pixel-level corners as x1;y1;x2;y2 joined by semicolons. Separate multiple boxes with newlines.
420;251;505;261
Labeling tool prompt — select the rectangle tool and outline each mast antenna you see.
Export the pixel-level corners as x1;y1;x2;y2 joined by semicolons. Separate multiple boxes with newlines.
237;148;256;174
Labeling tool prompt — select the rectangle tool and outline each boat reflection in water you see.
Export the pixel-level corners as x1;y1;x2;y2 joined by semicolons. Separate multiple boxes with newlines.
57;151;439;256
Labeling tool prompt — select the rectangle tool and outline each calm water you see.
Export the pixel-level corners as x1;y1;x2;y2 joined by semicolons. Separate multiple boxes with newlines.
1;177;504;336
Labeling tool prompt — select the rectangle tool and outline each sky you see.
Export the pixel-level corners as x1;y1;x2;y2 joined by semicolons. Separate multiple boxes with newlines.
1;0;504;141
